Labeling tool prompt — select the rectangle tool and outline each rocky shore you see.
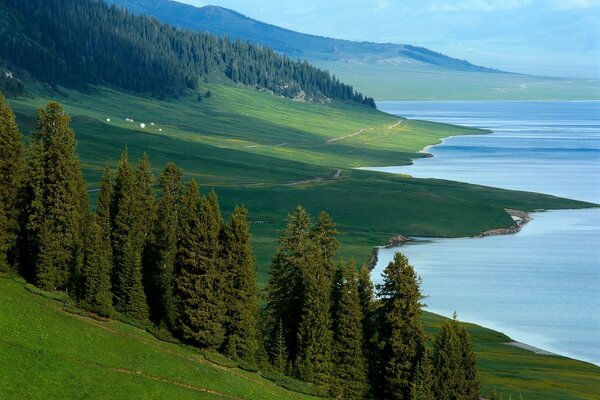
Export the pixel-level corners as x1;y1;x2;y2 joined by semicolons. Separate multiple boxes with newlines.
477;208;532;238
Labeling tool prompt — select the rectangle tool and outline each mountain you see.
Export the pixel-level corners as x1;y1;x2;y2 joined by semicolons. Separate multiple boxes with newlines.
107;0;600;101
0;0;374;106
108;0;499;73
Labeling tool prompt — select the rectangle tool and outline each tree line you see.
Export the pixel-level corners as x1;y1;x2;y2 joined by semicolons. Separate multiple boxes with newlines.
0;93;479;399
0;0;376;107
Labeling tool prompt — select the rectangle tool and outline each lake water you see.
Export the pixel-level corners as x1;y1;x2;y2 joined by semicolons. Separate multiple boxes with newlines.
370;101;600;366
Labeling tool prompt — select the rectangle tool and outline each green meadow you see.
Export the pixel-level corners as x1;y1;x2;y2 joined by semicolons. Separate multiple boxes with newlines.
9;84;592;276
2;274;598;400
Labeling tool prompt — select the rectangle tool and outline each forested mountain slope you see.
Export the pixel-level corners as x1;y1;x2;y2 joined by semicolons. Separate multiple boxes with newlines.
0;0;374;106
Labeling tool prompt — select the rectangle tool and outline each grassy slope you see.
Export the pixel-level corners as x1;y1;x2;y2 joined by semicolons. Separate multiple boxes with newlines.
313;60;600;101
9;84;592;276
2;275;599;400
0;276;318;400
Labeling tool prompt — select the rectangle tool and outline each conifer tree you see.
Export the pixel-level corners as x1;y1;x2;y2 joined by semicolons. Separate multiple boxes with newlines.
0;92;25;272
146;163;183;328
174;180;225;348
411;349;435;400
358;263;378;358
80;215;114;317
265;206;312;365
377;253;426;400
111;149;148;319
311;211;339;283
272;319;289;373
26;102;88;290
135;153;155;244
221;205;259;361
295;249;334;389
432;315;480;400
458;322;481;399
97;168;113;258
330;259;368;399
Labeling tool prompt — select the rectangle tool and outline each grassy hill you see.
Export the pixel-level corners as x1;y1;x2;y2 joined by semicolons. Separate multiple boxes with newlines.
107;0;600;101
2;273;599;400
9;83;592;278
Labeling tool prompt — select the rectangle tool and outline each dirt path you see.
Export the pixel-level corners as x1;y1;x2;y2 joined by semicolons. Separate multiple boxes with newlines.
387;120;404;129
326;128;366;144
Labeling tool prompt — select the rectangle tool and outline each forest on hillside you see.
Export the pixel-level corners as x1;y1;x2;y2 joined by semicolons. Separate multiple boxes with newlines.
0;0;375;107
0;92;481;399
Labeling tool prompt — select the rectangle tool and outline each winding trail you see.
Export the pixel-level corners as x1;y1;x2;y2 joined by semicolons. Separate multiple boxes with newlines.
326;128;366;144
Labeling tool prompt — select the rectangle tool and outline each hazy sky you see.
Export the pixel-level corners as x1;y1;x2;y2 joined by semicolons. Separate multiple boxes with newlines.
176;0;600;78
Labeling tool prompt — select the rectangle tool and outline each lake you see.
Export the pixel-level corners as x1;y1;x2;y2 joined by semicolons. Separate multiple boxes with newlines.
370;101;600;366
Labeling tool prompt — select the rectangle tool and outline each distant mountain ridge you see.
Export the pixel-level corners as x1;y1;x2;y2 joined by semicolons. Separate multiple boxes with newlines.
108;0;502;74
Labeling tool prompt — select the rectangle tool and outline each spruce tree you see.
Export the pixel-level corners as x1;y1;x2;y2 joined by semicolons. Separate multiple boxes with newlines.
111;149;148;319
0;92;25;272
311;211;339;283
146;162;183;328
432;315;480;400
174;180;224;348
330;259;368;399
80;215;114;317
272;319;288;373
411;349;435;400
377;252;426;400
295;249;334;389
221;205;259;361
265;206;312;365
26;102;88;290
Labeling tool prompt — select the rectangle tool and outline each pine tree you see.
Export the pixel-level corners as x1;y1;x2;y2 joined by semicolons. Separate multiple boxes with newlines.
330;259;368;399
295;248;334;389
174;180;225;348
0;92;25;272
111;149;148;319
26;102;88;290
458;321;481;399
377;252;426;400
433;314;480;400
221;205;259;361
411;349;434;400
311;211;339;284
80;215;114;317
146;162;183;329
272;319;288;373
265;206;312;365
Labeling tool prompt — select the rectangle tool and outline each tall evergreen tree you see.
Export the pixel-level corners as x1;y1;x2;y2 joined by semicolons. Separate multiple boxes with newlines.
272;319;289;373
174;180;225;348
0;92;25;272
358;262;381;398
311;211;339;283
221;205;259;361
411;349;435;400
432;314;480;400
377;253;426;400
265;206;312;365
330;259;368;399
111;149;148;319
295;249;334;389
80;215;114;317
146;163;183;328
26;102;88;290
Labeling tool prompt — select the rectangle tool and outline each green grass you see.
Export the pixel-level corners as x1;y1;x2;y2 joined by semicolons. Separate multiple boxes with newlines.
9;83;593;277
3;82;598;398
423;312;600;400
2;275;598;400
312;60;600;101
0;275;320;400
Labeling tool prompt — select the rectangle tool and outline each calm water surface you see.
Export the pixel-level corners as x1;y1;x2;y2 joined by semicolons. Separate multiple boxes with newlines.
370;101;600;365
